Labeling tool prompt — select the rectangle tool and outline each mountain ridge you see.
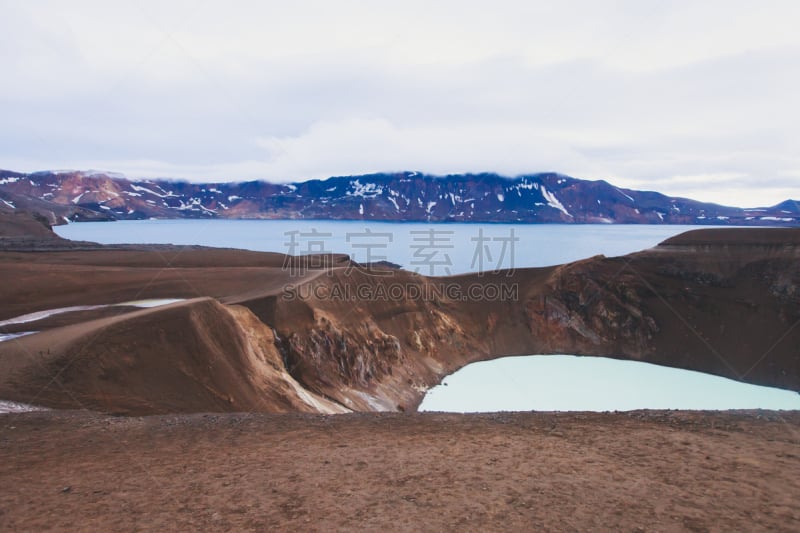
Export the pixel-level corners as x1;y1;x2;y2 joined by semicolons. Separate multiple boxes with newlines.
0;168;797;226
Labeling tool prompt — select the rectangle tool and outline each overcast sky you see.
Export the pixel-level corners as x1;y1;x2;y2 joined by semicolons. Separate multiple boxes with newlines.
1;1;798;207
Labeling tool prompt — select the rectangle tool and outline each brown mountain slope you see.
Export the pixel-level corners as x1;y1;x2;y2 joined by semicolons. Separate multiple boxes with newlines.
0;210;58;239
0;227;797;415
253;228;799;410
0;298;345;414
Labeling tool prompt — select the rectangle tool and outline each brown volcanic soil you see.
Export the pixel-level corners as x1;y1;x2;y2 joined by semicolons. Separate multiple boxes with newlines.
0;246;348;321
0;298;346;415
1;410;799;531
0;210;60;239
661;227;800;245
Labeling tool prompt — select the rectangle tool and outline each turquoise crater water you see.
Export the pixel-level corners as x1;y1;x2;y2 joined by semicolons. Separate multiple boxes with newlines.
419;355;800;412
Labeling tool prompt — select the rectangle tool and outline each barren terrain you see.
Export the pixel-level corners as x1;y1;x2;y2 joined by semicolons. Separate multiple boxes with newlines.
1;409;798;531
1;213;799;531
1;226;798;415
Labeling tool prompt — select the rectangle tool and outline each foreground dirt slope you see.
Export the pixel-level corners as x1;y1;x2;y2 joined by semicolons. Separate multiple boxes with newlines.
1;410;798;531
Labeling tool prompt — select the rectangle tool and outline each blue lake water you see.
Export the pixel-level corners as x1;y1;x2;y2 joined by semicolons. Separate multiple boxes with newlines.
54;220;799;411
56;219;706;275
419;355;800;412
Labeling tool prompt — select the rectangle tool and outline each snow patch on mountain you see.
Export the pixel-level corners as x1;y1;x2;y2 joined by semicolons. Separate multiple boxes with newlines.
540;186;572;217
130;184;167;198
515;178;537;191
348;179;382;197
616;187;635;203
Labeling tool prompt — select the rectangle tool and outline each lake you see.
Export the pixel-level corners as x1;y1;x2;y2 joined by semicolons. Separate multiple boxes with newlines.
419;355;800;412
55;219;706;275
54;220;799;411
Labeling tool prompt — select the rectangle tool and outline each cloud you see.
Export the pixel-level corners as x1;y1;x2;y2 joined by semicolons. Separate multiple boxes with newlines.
253;118;580;178
0;1;798;207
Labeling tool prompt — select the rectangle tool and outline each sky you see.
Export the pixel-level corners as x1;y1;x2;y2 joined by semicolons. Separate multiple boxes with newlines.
1;0;798;207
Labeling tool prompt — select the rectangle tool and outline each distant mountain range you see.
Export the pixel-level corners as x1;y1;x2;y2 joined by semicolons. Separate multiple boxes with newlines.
0;169;797;226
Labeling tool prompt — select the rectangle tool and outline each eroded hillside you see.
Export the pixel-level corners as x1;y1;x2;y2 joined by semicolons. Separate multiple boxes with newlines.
0;228;798;414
